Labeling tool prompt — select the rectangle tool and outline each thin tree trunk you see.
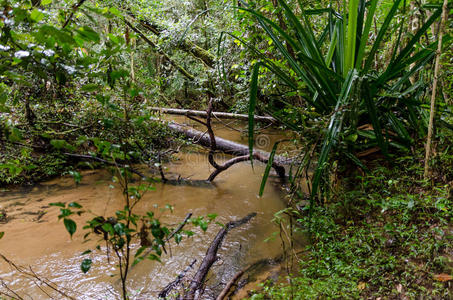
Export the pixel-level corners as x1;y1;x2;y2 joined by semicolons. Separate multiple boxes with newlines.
131;37;135;82
124;20;195;81
424;0;448;179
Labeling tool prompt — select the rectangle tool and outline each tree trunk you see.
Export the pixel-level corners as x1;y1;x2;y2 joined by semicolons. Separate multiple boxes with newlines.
151;107;276;122
124;20;195;81
165;120;290;165
424;0;448;179
128;13;216;68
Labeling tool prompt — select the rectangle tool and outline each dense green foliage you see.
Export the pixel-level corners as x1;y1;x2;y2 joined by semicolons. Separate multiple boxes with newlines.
243;0;452;204
0;0;451;299
250;148;452;299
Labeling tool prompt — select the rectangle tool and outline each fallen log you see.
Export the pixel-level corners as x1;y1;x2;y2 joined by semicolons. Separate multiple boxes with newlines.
203;99;285;181
151;107;276;123
165;121;290;166
184;213;257;300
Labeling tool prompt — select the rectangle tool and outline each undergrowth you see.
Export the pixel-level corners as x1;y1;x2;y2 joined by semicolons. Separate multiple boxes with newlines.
249;152;452;299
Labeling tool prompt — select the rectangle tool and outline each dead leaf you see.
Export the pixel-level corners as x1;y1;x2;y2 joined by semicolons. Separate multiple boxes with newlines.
396;283;403;293
433;273;452;282
357;282;366;290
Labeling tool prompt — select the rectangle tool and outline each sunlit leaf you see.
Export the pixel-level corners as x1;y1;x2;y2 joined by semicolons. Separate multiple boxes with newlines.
64;218;77;238
81;258;92;273
30;9;45;22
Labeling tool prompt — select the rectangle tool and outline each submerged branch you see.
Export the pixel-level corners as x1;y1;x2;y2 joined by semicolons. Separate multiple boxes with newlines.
63;153;147;178
158;259;197;299
185;212;257;300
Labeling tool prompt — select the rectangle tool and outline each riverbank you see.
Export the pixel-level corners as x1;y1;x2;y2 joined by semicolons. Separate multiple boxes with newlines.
249;151;452;299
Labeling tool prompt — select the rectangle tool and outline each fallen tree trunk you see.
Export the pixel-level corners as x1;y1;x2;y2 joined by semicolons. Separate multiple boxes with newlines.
166;121;290;166
124;20;195;81
216;269;246;300
185;213;257;300
126;11;216;68
151;107;276;123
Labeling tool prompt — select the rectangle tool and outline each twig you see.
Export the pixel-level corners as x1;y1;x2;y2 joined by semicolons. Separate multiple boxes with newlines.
185;213;257;300
0;254;76;299
158;259;197;299
63;153;147;178
166;213;193;242
129;213;193;273
204;98;286;182
62;0;87;29
0;278;24;300
215;269;245;300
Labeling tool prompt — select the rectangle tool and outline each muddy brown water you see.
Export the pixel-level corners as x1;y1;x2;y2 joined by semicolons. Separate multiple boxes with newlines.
0;117;300;299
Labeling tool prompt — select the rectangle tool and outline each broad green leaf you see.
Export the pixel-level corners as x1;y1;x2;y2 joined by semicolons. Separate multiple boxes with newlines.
76;26;100;43
30;9;45;22
81;258;92;273
69;171;82;184
81;250;92;255
50;139;75;151
109;7;122;18
68;202;82;209
64;218;77;238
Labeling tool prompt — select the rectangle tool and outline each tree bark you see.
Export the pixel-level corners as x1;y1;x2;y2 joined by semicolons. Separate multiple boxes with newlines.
424;0;448;179
216;269;245;300
185;213;257;300
124;20;195;81
127;12;216;68
165;120;290;166
151;107;276;122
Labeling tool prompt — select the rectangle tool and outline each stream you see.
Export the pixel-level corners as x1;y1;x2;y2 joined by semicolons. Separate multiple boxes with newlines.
0;117;300;299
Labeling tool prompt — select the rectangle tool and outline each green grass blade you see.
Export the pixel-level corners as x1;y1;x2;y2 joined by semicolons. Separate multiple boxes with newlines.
345;0;359;76
325;23;338;68
363;0;402;72
310;70;358;205
387;112;412;144
389;52;435;92
241;8;338;108
277;0;325;64
259;142;279;197
362;79;387;155
344;152;369;173
223;32;298;89
336;16;345;76
249;62;261;166
355;0;378;69
317;23;330;47
393;7;442;63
